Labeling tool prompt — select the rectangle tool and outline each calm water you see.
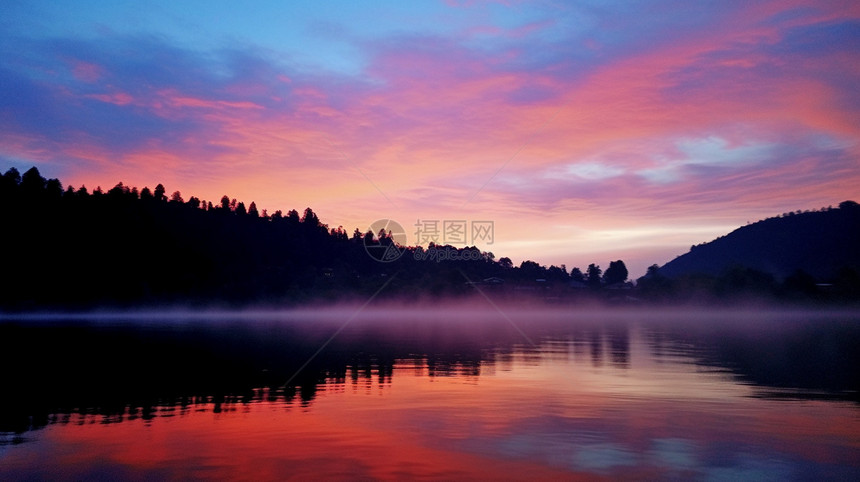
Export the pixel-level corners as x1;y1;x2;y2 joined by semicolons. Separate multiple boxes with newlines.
1;308;858;480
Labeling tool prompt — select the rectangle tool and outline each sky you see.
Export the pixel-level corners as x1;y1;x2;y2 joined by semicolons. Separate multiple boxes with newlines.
2;0;859;278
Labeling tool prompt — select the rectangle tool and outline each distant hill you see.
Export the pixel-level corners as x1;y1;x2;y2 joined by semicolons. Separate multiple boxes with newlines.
658;201;860;282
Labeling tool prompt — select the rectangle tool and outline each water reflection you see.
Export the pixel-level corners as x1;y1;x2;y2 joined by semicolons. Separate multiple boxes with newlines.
1;313;858;427
1;310;859;479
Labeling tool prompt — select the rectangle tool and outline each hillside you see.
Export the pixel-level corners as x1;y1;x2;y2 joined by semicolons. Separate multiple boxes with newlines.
658;201;860;281
0;166;622;310
3;165;856;309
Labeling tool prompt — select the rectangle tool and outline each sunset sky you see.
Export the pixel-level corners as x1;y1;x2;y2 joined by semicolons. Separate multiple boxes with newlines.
2;1;858;277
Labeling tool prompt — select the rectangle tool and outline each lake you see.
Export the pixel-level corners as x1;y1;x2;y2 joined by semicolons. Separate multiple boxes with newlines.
1;307;859;480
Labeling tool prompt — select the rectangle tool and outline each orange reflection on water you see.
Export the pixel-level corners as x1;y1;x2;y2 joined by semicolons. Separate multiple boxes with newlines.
9;398;595;480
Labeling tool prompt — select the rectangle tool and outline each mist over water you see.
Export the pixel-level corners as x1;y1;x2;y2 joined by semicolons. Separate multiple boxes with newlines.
3;298;856;323
1;304;859;479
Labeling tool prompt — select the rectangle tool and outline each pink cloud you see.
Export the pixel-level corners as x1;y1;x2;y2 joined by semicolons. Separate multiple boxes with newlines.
71;60;103;82
164;95;264;110
86;92;135;105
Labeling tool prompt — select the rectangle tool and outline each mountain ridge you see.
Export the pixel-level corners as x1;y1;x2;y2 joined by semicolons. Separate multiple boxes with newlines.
657;201;860;281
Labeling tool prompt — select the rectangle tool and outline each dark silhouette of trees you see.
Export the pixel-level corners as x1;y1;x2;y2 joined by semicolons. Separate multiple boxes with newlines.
586;264;602;288
716;266;777;297
636;265;672;300
782;269;819;298
546;264;568;283
603;260;628;285
2;166;21;186
0;162;637;308
839;200;859;211
2;165;855;309
21;167;46;193
518;260;544;280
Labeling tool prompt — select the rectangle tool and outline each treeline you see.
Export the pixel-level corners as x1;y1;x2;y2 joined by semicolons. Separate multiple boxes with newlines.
0;167;632;310
637;264;860;304
5;166;855;310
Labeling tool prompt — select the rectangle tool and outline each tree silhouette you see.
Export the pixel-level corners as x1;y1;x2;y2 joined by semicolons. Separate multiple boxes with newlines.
45;178;63;199
301;207;319;225
603;260;628;285
546;264;569;282
586;264;602;288
21;167;45;194
519;260;545;280
2;167;21;186
839;200;859;211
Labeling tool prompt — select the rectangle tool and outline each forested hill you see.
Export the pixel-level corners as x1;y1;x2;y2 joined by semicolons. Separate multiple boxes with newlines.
658;201;860;282
0;166;621;310
4;165;855;309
